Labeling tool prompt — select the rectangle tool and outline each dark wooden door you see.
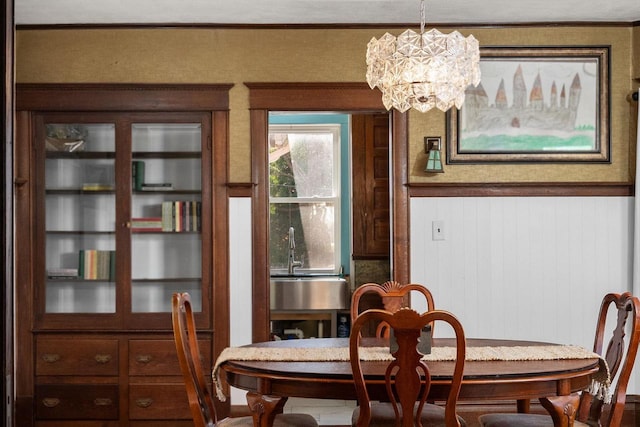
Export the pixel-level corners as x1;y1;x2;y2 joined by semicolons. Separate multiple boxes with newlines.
351;113;390;259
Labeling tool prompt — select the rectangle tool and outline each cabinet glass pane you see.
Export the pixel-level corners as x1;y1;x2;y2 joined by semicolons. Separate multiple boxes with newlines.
132;278;202;313
44;124;116;313
131;123;202;313
132;123;201;152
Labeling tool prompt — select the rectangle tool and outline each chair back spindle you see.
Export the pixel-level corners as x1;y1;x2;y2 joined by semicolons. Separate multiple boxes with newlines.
351;281;435;338
350;308;466;427
478;292;640;427
578;292;640;426
172;292;217;427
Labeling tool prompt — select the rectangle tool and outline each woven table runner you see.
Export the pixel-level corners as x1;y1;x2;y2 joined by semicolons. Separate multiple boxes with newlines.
212;344;608;402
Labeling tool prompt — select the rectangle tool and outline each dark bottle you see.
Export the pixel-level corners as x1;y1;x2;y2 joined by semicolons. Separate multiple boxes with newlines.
337;315;350;338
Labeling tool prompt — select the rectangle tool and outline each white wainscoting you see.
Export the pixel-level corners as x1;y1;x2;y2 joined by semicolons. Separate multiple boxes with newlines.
410;196;638;394
228;195;640;404
229;197;253;404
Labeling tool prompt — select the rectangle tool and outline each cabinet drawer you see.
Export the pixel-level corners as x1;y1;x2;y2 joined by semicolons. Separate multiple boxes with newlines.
36;338;119;376
129;384;191;420
129;339;211;376
35;384;119;420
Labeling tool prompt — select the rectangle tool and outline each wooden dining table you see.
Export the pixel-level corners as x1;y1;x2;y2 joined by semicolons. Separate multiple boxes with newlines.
216;337;601;427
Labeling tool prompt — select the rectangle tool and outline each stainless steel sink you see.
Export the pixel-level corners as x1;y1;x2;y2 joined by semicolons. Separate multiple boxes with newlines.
270;276;349;310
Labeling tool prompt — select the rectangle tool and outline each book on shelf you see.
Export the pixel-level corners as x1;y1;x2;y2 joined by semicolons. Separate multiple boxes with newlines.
47;268;79;279
132;160;145;191
131;217;163;232
162;202;173;232
161;200;201;232
174;201;182;231
81;183;114;191
140;183;173;191
78;249;115;280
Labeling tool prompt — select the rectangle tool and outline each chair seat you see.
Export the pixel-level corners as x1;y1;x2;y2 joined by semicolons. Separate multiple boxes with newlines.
478;413;588;427
220;413;318;427
352;402;467;427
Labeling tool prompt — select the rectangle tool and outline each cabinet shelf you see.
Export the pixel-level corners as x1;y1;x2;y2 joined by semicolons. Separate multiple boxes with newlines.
46;151;116;159
132;151;200;159
132;190;200;195
46;189;115;195
131;278;200;282
46;230;115;234
46;189;201;195
132;230;200;234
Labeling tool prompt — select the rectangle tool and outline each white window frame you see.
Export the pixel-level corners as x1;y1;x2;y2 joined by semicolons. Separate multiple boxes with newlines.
268;123;341;275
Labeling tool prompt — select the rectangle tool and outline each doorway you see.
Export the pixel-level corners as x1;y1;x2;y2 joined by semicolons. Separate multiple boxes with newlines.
246;82;410;342
266;112;390;340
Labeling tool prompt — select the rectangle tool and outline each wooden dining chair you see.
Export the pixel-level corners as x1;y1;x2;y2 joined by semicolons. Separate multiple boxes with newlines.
171;292;319;427
351;281;435;338
350;307;467;427
478;292;640;427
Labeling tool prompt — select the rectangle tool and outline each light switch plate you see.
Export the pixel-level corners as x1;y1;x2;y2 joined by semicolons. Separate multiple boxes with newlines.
432;220;445;241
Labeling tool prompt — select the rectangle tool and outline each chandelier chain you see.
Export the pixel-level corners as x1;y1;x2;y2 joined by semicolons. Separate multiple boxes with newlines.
420;0;425;34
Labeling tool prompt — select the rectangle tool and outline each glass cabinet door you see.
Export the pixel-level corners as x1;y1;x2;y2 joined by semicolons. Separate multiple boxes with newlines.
22;86;224;336
40;117;207;321
44;123;117;313
130;123;203;313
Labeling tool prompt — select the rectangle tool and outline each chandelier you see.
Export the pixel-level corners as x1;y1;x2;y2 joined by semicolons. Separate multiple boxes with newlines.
365;0;481;113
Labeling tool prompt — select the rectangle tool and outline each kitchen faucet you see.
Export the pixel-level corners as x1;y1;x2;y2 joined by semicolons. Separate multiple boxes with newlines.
287;226;302;275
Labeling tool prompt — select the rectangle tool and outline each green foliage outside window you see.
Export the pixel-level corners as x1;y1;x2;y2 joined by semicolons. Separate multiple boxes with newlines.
269;151;308;271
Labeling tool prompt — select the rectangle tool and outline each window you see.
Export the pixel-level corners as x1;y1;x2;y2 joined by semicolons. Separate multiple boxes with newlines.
269;124;341;275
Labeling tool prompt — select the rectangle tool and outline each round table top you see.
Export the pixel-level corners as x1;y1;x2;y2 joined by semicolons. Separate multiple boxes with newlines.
220;337;600;401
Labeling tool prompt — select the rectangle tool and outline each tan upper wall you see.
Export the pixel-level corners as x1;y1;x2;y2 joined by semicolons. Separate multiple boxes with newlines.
16;26;636;183
635;26;640;79
633;25;639;180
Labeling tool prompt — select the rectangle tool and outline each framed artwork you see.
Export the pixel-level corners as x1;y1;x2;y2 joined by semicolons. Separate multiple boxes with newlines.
447;46;610;163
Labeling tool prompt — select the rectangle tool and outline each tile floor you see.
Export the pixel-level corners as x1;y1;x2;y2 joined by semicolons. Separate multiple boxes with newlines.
284;397;356;426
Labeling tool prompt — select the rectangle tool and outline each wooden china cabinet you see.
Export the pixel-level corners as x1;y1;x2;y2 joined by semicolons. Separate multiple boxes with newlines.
14;84;232;427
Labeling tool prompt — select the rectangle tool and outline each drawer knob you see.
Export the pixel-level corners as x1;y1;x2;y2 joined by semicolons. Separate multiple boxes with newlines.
94;398;113;407
135;354;153;364
94;354;112;364
42;398;60;408
135;398;154;408
42;353;60;363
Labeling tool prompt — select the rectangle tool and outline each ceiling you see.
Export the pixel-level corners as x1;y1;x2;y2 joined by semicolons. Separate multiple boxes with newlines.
14;0;640;26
